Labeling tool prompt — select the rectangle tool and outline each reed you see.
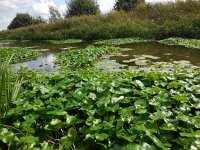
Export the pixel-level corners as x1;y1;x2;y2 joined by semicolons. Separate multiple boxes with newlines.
0;56;22;123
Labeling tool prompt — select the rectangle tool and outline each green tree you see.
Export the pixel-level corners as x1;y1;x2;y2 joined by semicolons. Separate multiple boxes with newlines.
8;13;34;30
7;13;45;30
114;0;144;11
49;5;62;22
65;0;100;18
34;16;46;24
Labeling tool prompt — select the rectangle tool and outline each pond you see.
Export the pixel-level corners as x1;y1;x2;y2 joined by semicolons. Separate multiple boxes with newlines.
95;42;200;71
1;41;200;72
0;41;89;72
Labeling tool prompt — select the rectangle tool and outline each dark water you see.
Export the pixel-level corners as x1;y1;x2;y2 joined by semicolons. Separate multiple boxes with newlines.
1;41;200;72
113;42;200;67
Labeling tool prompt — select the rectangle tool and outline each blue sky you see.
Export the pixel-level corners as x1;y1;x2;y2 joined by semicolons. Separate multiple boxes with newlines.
0;0;174;30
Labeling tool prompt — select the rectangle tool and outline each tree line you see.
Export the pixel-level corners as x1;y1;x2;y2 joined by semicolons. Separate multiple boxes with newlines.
7;0;144;30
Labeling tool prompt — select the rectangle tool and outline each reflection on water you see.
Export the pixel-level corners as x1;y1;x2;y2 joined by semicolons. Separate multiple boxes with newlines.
14;54;58;72
8;41;90;72
113;42;200;66
2;41;200;72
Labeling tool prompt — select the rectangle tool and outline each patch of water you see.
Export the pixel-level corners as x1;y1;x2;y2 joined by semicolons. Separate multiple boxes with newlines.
8;41;89;72
94;42;200;72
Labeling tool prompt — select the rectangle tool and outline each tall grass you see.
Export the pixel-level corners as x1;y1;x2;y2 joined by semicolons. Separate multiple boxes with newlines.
0;0;200;40
0;56;22;123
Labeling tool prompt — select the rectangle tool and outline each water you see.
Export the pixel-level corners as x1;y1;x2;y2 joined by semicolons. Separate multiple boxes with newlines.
1;41;200;72
115;42;200;66
94;42;200;71
1;41;89;72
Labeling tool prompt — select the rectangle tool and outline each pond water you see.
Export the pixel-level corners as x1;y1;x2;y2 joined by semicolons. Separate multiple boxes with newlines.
0;41;89;72
95;42;200;71
1;41;200;72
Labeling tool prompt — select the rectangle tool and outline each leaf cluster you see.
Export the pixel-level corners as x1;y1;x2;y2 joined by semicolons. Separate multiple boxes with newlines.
0;70;200;149
94;38;150;46
0;47;41;64
56;46;121;70
160;38;200;49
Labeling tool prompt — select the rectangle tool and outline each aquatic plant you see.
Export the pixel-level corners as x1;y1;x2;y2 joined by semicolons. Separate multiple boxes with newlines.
0;70;200;149
48;39;82;44
160;38;200;49
56;46;121;70
94;38;150;45
0;47;41;63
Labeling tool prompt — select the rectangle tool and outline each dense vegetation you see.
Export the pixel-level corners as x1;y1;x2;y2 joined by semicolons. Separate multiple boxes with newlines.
0;70;200;149
56;46;121;70
1;0;200;41
160;38;200;49
1;0;200;149
0;47;40;63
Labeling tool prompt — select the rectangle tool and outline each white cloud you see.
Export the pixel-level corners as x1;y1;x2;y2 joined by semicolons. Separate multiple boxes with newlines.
98;0;115;13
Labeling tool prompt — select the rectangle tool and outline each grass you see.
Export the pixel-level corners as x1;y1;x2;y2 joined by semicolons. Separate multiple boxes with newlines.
1;0;200;41
0;56;22;124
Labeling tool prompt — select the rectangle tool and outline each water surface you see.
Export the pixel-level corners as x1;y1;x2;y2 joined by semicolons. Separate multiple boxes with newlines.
1;41;200;72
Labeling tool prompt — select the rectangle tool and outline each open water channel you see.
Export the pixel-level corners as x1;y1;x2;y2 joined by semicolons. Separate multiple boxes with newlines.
1;41;200;72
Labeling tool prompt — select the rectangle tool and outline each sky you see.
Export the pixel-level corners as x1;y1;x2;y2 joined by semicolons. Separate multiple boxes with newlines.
0;0;175;30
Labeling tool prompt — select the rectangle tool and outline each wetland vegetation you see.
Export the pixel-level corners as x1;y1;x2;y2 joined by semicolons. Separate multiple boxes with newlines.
0;0;200;149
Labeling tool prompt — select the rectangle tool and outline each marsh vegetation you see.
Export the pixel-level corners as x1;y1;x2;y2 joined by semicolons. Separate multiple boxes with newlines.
0;0;200;149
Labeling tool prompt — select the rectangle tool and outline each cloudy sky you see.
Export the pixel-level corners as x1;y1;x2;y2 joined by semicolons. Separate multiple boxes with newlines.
0;0;174;30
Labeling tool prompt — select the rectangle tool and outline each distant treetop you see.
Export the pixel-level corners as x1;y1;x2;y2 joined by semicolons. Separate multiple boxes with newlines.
7;13;45;30
65;0;100;18
114;0;145;11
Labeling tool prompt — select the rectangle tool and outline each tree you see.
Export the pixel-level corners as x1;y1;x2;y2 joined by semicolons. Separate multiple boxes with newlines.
7;13;45;30
49;5;62;22
65;0;100;18
114;0;144;11
8;13;34;30
34;16;46;24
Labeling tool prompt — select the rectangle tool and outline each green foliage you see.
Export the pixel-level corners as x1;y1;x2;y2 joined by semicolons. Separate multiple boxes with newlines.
0;1;200;40
49;5;62;22
114;0;144;11
0;56;22;123
94;38;150;45
0;70;200;149
160;38;200;49
7;13;45;30
65;0;100;17
0;47;41;63
56;46;121;70
48;39;82;44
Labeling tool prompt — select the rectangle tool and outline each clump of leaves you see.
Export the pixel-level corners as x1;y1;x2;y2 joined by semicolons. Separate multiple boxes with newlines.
0;40;17;43
0;47;40;63
56;45;121;70
94;38;150;45
1;70;200;149
160;38;200;49
48;39;82;44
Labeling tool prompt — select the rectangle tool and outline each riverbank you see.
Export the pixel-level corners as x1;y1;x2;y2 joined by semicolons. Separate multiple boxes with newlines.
0;0;200;41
